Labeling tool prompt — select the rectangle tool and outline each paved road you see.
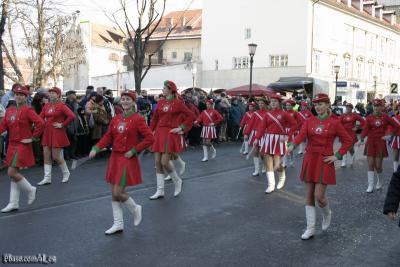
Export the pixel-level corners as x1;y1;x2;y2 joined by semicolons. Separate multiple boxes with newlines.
0;143;399;267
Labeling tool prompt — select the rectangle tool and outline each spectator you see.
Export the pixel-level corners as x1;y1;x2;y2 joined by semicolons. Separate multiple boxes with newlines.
1;83;21;108
228;98;243;141
113;96;123;115
384;168;400;227
79;85;95;108
216;93;231;142
65;90;80;160
91;94;109;146
75;106;90;157
31;92;49;164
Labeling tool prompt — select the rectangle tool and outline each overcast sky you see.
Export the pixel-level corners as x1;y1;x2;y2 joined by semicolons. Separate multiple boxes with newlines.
60;0;202;26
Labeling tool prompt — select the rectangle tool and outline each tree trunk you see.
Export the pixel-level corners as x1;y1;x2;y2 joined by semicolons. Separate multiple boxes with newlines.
36;0;45;87
0;0;9;90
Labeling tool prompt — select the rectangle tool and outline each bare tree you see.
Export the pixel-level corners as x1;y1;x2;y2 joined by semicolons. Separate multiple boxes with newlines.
109;0;178;93
0;0;10;89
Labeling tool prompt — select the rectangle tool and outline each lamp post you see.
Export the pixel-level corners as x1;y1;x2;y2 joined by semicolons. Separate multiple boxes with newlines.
191;61;197;91
373;75;378;98
248;43;257;100
334;65;340;102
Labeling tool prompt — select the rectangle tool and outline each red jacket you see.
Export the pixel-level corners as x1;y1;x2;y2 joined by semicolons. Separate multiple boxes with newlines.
150;98;195;132
293;115;352;156
195;109;223;126
284;110;301;130
340;113;365;131
244;109;268;136
95;112;154;153
0;104;44;143
361;113;399;139
240;111;254;128
298;110;313;122
390;115;400;136
256;109;298;139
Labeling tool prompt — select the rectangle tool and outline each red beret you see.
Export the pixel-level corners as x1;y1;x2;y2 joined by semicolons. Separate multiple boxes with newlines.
372;99;384;106
49;87;62;96
121;90;137;101
312;93;330;104
14;86;29;97
285;99;295;106
164;80;178;93
269;93;283;101
248;102;256;107
301;101;309;107
206;99;214;104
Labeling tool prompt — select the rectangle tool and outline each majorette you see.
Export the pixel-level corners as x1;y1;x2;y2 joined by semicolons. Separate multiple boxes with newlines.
287;93;352;240
239;102;256;155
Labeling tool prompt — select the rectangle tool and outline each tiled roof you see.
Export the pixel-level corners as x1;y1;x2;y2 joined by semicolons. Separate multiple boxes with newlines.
91;23;126;50
149;9;202;40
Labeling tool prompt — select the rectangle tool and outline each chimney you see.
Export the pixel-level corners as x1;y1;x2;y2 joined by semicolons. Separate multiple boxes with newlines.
182;16;187;28
347;0;352;8
382;10;396;24
372;5;383;19
362;1;375;15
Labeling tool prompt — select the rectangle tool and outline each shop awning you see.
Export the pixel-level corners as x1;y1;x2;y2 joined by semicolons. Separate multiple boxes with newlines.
268;77;313;91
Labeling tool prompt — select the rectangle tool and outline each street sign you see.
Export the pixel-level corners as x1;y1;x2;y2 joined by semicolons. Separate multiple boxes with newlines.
391;83;398;94
336;81;348;87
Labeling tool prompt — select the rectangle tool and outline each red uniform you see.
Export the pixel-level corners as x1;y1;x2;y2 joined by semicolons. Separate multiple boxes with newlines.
244;109;267;146
195;109;223;139
256;109;297;156
150;98;195;153
239;111;254;133
0;105;44;168
339;112;365;144
298;110;313;123
292;115;352;185
94;112;154;187
390;115;400;149
40;101;75;148
284;110;301;141
361;113;399;158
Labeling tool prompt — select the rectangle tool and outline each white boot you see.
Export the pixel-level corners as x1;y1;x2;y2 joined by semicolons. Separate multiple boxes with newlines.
252;157;260;176
170;170;182;197
261;158;266;173
164;175;172;181
394;161;399;173
276;170;286;190
375;173;382;190
321;203;332;231
301;205;316;240
174;156;186;175
1;181;20;213
37;164;52;185
150;173;165;200
210;146;216;159
265;171;275;194
202;146;208;162
366;171;374;193
123;197;142;226
282;155;287;168
341;154;347;168
17;178;36;205
105;201;124;234
348;153;355;166
298;143;304;154
60;162;70;183
243;141;249;154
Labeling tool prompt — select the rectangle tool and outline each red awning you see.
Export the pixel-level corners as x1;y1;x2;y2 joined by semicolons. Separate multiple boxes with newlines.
226;84;275;97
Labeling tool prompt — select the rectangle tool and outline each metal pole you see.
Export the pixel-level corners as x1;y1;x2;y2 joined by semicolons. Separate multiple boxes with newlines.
335;73;338;101
374;80;377;98
249;55;254;99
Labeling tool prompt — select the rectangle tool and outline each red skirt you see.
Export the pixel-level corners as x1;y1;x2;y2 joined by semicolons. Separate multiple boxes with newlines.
201;126;217;139
41;125;70;148
364;137;388;158
391;136;400;150
345;129;357;144
262;134;286;156
152;126;186;153
105;152;142;187
248;130;258;146
285;128;298;143
5;142;35;168
300;151;336;185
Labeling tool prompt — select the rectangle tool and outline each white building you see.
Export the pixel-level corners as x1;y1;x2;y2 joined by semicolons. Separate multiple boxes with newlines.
63;22;127;93
200;0;400;103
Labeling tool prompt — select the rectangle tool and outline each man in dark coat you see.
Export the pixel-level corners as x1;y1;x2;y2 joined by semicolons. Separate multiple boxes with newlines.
384;167;400;227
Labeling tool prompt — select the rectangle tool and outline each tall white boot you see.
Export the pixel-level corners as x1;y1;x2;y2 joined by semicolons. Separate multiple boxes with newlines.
301;205;316;240
202;146;208;162
105;201;124;235
341;154;347;168
164;161;173;181
17;178;36;205
375;173;382;190
321;203;332;231
169;170;182;197
366;171;374;193
265;171;275;194
298;143;304;154
348;153;355;166
123;197;142;226
276;170;286;190
243;141;249;154
252;157;260;176
210;145;216;159
1;181;20;213
60;162;70;183
37;164;52;185
394;161;399;173
261;157;266;173
174;156;186;175
150;173;165;200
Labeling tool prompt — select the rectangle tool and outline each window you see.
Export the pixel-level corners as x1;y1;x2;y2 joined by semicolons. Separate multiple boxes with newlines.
172;52;177;59
215;59;219;71
244;28;251;39
314;52;320;73
379;64;384;81
269;55;288;68
356;61;362;79
232;57;249;69
183;52;192;62
344;60;350;78
330;54;337;75
368;62;374;81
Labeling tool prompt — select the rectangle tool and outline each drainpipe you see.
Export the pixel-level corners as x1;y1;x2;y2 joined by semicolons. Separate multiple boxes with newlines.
310;0;321;75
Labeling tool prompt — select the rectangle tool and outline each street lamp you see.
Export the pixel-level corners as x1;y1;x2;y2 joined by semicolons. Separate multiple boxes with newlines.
191;61;197;91
248;43;257;99
373;75;378;98
334;65;340;101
